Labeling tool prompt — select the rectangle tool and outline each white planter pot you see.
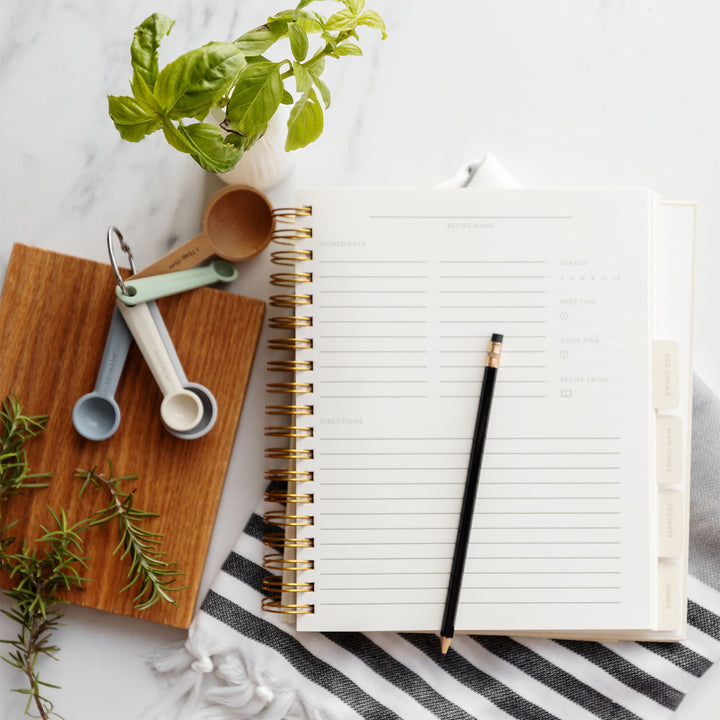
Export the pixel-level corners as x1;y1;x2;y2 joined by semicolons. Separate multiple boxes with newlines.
213;105;295;191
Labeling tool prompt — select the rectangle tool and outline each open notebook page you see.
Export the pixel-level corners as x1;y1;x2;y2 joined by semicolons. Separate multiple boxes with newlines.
294;188;656;633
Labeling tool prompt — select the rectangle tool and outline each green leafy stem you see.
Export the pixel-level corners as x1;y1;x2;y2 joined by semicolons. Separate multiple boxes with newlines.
0;396;185;717
76;465;186;610
108;0;386;172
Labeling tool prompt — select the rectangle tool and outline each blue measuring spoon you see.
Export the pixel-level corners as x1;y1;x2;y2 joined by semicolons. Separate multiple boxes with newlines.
72;306;131;441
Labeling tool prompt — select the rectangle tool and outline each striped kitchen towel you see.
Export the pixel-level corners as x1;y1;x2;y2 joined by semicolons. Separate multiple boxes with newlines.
149;375;720;720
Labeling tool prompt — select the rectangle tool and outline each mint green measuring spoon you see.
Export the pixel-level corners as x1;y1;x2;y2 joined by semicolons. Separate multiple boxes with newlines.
115;259;237;306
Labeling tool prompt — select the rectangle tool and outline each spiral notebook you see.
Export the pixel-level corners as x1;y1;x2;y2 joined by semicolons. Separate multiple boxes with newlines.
262;187;695;641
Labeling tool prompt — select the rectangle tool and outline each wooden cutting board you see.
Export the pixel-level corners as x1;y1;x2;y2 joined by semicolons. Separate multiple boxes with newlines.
0;244;265;628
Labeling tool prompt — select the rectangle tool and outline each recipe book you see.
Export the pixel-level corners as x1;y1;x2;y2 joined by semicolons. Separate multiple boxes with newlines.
262;187;695;641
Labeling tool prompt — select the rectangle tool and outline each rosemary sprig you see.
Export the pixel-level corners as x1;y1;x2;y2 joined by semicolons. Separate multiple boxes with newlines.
0;394;184;717
1;508;91;720
0;395;50;529
76;464;186;610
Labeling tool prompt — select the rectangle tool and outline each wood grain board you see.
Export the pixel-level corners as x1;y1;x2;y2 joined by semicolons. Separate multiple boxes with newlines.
0;244;265;628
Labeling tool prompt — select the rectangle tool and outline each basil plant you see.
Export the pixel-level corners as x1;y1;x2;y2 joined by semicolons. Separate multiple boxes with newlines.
107;0;386;173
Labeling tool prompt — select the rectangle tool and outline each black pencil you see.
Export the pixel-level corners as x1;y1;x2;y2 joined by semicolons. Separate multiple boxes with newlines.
440;333;503;654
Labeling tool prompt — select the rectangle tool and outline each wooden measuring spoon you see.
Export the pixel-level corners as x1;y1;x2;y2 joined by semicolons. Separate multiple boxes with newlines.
131;185;275;279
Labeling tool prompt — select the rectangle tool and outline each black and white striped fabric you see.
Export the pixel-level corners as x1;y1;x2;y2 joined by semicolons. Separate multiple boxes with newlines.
149;376;720;720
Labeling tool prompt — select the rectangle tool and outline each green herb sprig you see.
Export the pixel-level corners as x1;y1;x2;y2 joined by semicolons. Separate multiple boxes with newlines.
1;509;90;720
0;395;50;525
108;0;386;172
76;465;186;610
0;393;185;717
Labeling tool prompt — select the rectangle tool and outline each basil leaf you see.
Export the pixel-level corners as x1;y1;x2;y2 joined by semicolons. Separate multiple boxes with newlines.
296;10;325;34
307;65;331;108
333;42;362;56
226;61;283;137
162;120;243;173
288;23;310;62
293;61;312;93
358;10;387;38
285;87;323;151
325;9;358;33
341;0;365;13
281;89;294;104
131;13;175;91
289;23;309;62
234;25;284;55
107;95;162;141
154;42;246;120
130;70;163;115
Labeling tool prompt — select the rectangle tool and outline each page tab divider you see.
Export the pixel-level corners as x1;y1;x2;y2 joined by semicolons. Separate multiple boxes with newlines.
656;415;683;485
657;559;682;631
652;340;680;410
657;489;684;558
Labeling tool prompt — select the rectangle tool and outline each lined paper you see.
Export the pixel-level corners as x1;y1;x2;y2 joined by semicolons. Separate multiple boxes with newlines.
294;188;655;633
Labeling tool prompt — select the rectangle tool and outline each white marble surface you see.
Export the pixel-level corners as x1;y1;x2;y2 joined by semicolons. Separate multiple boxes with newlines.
1;1;719;718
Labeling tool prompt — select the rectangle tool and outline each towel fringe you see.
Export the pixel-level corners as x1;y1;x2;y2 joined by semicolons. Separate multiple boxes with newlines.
144;634;322;720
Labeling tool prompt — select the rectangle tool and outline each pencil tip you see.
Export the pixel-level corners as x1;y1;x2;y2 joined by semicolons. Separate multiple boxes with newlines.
440;636;452;654
491;333;503;343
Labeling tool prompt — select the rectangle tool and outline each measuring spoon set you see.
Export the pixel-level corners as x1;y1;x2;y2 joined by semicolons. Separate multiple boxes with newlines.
73;184;276;442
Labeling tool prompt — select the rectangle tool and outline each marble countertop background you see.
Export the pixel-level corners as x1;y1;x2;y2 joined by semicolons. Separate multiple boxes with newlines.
1;1;718;717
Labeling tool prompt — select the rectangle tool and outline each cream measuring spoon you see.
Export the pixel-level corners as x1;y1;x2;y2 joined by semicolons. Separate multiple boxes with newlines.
131;185;275;279
116;259;237;306
115;300;204;432
146;301;218;439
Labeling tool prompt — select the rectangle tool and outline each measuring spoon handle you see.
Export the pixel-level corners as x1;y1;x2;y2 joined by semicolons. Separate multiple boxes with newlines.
94;306;133;397
145;301;189;385
117;260;237;305
130;232;213;279
115;300;185;398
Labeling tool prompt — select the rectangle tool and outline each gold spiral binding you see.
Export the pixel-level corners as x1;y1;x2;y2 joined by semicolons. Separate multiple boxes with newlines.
271;249;313;266
271;227;313;245
265;404;313;416
262;534;313;549
263;204;315;617
265;510;313;527
264;425;313;438
268;337;312;352
263;553;313;572
270;272;312;287
265;469;312;483
267;360;313;372
267;382;313;394
268;315;312;330
262;577;314;593
269;294;312;308
272;206;312;220
264;447;313;460
265;490;314;504
261;597;314;615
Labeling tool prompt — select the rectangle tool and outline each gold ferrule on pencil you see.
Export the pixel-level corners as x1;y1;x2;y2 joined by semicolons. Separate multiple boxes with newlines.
486;340;503;369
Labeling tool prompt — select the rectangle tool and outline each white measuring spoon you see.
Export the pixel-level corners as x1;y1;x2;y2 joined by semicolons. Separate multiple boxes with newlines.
115;300;204;432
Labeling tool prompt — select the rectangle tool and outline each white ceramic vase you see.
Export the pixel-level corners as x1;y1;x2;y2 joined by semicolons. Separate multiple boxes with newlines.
213;104;295;190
